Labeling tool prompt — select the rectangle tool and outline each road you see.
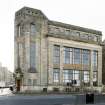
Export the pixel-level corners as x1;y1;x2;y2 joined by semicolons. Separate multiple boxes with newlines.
0;94;105;105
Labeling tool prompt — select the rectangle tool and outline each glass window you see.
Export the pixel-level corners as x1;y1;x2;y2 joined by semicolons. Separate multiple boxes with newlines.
53;45;60;64
80;34;88;40
94;36;98;42
82;49;90;65
31;24;36;35
53;69;60;83
65;29;70;35
73;70;80;86
28;79;32;86
33;79;37;86
75;32;80;37
63;70;80;86
83;71;89;83
17;25;21;37
74;48;81;64
73;70;80;80
93;51;98;67
93;71;98;86
30;42;36;72
64;47;73;64
63;70;72;83
93;51;98;86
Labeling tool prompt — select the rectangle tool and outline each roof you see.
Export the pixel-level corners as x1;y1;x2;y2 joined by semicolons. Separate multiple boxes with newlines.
48;20;102;35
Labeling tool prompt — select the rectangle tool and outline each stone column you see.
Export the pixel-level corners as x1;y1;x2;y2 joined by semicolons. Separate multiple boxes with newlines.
48;42;53;85
97;50;102;86
90;50;93;89
60;45;64;87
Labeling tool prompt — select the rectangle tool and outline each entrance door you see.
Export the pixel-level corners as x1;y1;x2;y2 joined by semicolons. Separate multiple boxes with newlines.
17;80;21;91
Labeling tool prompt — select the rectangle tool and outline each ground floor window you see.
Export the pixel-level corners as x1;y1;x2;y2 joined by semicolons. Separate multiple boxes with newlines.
93;71;98;86
63;70;80;86
28;79;32;86
83;71;90;86
28;79;37;86
53;69;60;83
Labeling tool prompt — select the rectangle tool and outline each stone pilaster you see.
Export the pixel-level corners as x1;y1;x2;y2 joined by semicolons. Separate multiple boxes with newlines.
60;45;64;85
90;50;93;88
98;49;102;86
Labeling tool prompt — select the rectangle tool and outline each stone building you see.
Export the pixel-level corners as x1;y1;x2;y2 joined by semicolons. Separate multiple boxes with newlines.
0;64;13;87
14;7;102;93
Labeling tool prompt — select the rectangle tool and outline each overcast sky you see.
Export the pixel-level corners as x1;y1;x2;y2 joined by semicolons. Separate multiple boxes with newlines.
0;0;105;72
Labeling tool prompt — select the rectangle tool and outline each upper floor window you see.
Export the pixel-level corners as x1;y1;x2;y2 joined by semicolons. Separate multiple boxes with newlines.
17;24;21;37
65;29;70;35
93;51;98;68
82;49;90;65
75;32;80;37
53;45;60;64
30;23;36;35
64;47;73;64
80;34;88;40
74;48;81;64
94;36;98;42
29;42;36;73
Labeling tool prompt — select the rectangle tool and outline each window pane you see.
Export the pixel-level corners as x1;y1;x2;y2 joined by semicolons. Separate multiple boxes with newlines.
74;48;81;64
33;79;37;86
31;24;36;35
53;45;60;64
83;71;89;83
30;42;36;72
28;79;32;86
64;47;72;64
53;69;60;83
82;49;90;65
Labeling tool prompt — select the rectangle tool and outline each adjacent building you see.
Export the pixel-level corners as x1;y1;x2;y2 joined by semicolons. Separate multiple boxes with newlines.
0;64;13;87
14;7;102;93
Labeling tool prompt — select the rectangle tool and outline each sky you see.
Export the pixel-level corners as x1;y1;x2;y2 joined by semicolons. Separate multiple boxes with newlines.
0;0;105;72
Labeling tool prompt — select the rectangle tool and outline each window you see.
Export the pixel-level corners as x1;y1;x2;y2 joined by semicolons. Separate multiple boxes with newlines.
74;48;81;64
73;70;80;86
63;70;72;83
28;79;32;86
75;32;80;37
18;25;21;37
30;24;36;35
53;69;60;83
63;70;80;85
65;29;70;35
53;45;60;64
94;36;98;42
80;34;88;40
82;49;90;65
93;71;98;86
73;70;80;80
93;51;98;67
18;43;24;67
30;42;36;72
64;47;73;64
88;35;94;41
83;71;90;86
93;51;98;86
33;79;37;86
